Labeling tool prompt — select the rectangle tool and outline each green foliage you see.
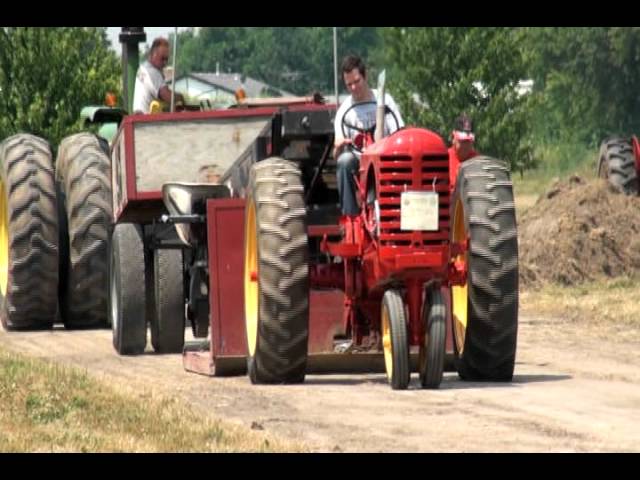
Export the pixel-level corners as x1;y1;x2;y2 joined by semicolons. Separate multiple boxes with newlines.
174;27;380;96
0;28;121;150
523;27;640;146
512;140;595;197
381;27;535;172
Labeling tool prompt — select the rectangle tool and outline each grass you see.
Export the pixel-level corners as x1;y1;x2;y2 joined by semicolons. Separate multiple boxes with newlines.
520;276;640;341
0;349;305;452
512;140;599;217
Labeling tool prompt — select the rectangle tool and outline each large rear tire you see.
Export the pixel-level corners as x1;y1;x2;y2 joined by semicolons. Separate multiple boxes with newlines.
244;158;309;384
56;133;112;328
110;223;147;355
451;156;518;381
597;137;638;195
0;134;58;330
150;248;185;353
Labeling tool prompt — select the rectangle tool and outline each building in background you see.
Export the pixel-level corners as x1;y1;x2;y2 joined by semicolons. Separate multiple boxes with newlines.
171;71;294;109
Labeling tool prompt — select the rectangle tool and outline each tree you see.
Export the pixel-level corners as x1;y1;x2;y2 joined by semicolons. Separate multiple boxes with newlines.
523;27;640;145
381;27;535;172
174;27;381;96
0;27;121;150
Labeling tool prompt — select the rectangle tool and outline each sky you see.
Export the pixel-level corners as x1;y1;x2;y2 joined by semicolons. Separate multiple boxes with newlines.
106;27;189;54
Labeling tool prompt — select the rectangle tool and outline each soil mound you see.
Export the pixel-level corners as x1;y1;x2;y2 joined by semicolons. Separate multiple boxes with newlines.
518;175;640;286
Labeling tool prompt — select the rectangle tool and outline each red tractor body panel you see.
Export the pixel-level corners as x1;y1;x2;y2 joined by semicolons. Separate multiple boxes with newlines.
359;128;452;293
183;197;348;376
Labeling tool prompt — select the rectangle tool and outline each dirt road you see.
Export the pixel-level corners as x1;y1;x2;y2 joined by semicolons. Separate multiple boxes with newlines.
1;313;638;452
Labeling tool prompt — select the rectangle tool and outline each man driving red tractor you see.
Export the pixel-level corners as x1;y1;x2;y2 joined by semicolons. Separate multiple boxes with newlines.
333;54;404;216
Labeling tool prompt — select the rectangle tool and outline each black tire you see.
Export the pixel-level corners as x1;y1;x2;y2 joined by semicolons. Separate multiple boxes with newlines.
244;157;309;384
110;223;147;355
0;134;58;330
381;289;410;390
419;288;446;389
56;133;112;328
150;249;185;353
597;137;638;195
451;156;518;381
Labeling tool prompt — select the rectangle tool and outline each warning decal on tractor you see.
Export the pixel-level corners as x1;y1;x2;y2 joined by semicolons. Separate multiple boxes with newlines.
400;191;439;231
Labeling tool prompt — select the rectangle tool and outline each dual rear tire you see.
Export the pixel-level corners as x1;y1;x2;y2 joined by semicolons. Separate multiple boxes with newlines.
0;134;58;330
56;133;112;329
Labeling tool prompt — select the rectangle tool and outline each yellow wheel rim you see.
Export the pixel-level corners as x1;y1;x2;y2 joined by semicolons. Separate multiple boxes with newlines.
451;196;468;355
244;198;258;357
0;179;8;297
381;301;393;380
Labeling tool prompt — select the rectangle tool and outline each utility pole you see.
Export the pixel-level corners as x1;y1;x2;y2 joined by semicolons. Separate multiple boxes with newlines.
170;27;178;112
333;27;339;108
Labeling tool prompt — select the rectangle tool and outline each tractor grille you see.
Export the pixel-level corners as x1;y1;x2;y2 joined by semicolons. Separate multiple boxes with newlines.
377;154;450;247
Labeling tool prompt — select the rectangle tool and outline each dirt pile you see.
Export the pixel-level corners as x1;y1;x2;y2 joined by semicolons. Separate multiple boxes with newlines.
518;175;640;287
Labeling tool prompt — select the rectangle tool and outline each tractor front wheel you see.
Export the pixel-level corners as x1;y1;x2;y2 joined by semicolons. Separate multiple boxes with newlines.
418;287;446;389
381;289;410;390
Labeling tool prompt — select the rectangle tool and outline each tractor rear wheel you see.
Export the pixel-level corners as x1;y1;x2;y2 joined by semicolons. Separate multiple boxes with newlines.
110;223;147;355
56;133;112;328
597;137;638;195
244;157;309;384
381;289;410;390
419;287;446;389
451;156;518;381
150;248;185;353
0;134;58;330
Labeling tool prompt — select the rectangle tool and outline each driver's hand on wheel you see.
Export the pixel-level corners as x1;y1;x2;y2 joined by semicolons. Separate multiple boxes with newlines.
334;137;352;157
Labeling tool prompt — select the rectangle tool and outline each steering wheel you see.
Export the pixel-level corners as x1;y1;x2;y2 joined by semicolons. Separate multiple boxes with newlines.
340;100;401;153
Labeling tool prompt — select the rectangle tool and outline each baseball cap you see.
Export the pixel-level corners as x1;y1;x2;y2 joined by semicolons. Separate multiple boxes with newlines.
453;114;475;142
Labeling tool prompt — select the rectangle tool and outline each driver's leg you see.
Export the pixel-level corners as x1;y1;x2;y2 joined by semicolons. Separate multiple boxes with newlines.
337;150;360;216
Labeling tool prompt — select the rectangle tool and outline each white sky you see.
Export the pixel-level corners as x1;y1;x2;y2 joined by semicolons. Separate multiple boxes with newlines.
106;27;190;54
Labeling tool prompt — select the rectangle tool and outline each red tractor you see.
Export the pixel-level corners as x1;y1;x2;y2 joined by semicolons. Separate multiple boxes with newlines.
598;135;640;195
239;99;519;389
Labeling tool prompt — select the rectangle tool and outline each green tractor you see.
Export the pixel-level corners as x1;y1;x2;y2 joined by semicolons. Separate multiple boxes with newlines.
0;27;144;331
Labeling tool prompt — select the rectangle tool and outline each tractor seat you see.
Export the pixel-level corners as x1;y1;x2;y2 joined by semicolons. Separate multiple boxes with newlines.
162;182;231;246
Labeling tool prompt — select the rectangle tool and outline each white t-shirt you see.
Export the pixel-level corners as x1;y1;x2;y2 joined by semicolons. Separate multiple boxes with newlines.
132;60;166;114
334;89;404;147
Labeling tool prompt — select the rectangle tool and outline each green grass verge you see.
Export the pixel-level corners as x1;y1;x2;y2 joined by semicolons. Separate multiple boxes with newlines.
520;276;640;340
0;349;304;452
512;140;600;217
513;141;597;196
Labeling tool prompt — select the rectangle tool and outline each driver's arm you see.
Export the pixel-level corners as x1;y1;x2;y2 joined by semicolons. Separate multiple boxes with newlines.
386;95;405;130
333;107;352;157
158;86;184;105
333;137;352;158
